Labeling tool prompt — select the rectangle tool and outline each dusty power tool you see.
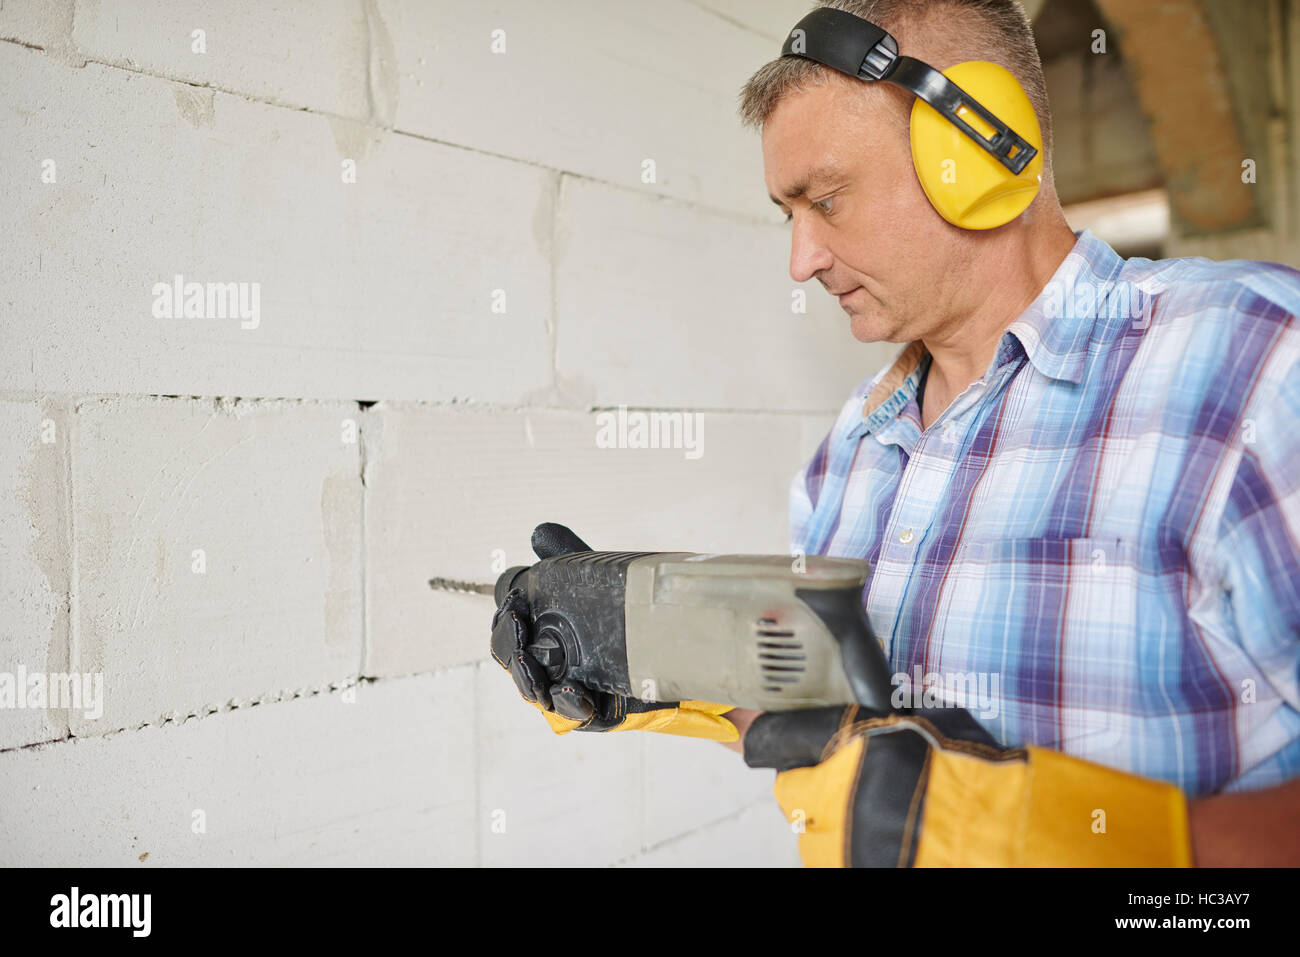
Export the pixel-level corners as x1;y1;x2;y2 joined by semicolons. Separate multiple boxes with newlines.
487;542;895;713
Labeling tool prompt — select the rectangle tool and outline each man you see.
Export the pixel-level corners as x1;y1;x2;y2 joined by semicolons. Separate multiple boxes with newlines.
493;0;1300;866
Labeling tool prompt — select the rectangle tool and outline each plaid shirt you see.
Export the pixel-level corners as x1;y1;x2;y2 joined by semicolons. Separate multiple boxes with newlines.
791;229;1300;797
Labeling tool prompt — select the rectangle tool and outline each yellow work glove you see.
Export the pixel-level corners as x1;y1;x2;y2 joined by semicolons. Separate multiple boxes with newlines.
744;704;1191;867
489;523;738;743
525;696;738;740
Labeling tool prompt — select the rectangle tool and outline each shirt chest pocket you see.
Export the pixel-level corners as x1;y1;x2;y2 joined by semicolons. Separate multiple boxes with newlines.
922;536;1139;757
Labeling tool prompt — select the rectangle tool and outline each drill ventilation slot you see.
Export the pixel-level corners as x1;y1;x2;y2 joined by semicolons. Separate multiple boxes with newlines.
756;618;807;693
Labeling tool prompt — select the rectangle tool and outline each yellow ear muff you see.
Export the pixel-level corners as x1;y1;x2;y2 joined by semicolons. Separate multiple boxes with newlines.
909;61;1043;230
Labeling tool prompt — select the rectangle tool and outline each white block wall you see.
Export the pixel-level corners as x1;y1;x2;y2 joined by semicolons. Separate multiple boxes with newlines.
0;0;894;866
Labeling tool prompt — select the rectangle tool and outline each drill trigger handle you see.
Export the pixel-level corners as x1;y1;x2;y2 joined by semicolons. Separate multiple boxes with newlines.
794;586;895;712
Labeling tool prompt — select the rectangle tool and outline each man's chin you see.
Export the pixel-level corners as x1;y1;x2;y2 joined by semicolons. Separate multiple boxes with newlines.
847;312;896;343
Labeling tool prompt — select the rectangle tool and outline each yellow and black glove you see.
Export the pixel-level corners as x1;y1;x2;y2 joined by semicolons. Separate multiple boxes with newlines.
489;523;738;743
745;704;1192;867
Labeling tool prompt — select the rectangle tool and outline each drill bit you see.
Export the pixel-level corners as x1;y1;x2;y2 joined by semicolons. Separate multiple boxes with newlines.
427;577;496;597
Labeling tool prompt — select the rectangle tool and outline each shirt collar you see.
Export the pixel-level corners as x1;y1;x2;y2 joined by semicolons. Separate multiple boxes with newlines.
1006;228;1126;385
857;229;1125;430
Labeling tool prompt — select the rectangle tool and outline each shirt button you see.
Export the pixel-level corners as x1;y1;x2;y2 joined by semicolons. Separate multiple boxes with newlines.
899;528;914;544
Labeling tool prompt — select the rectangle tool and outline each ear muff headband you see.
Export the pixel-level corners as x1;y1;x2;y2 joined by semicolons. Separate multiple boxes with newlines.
779;7;1043;229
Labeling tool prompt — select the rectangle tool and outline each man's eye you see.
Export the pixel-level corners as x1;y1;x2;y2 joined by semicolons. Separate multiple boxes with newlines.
783;211;793;224
815;196;835;214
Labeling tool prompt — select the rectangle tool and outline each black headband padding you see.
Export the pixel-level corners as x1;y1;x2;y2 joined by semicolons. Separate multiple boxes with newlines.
780;7;899;80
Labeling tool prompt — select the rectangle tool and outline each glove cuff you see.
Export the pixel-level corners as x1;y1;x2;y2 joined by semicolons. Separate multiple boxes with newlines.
916;742;1192;867
1020;745;1192;866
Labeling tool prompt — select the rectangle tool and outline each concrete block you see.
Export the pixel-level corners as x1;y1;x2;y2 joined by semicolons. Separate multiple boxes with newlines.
641;732;775;848
475;660;642;866
69;396;362;735
375;0;777;219
0;397;72;749
372;585;495;679
796;409;838;469
72;0;373;120
689;0;805;42
620;801;801;867
363;404;822;678
554;175;893;411
0;669;477;865
0;43;553;402
0;0;73;51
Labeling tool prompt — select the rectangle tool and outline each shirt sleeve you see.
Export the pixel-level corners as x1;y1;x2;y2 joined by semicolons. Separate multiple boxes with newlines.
789;429;834;556
1215;352;1300;706
789;362;894;557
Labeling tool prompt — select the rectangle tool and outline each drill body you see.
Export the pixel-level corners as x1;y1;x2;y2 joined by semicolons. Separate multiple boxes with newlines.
495;550;894;712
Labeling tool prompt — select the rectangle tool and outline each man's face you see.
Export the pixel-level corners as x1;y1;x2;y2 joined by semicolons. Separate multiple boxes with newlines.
762;74;962;343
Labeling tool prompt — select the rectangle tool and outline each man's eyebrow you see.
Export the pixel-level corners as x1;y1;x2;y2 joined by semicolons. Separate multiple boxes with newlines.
768;165;843;206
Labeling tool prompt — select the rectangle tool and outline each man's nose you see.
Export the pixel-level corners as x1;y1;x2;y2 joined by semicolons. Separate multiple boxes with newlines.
788;216;834;284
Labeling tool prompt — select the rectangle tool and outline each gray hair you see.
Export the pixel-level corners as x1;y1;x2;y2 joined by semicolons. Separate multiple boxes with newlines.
738;0;1054;167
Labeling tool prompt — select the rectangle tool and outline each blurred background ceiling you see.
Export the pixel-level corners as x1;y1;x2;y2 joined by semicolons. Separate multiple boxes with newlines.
1029;0;1294;264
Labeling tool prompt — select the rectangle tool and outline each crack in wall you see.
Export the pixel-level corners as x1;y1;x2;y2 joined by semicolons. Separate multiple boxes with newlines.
1;391;841;418
0;676;371;753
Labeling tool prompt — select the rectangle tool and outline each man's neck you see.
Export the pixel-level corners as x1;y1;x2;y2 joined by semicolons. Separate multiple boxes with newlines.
921;219;1078;421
